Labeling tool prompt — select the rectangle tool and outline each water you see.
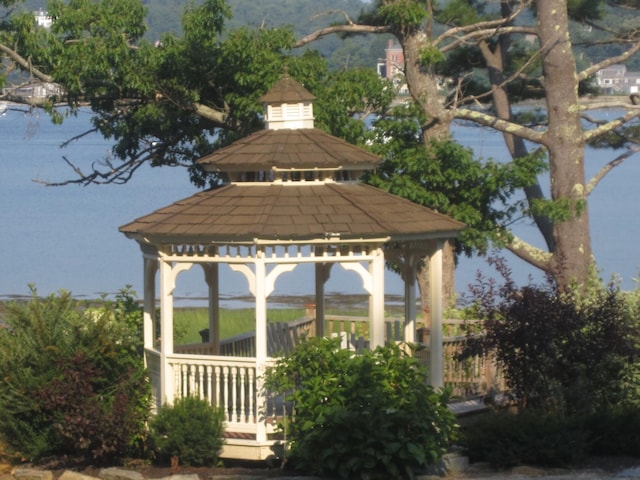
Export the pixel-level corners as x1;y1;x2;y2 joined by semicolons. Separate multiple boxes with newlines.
1;106;638;308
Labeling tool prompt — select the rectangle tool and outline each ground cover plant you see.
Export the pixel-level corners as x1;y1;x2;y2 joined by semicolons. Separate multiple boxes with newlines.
0;288;150;464
265;336;457;480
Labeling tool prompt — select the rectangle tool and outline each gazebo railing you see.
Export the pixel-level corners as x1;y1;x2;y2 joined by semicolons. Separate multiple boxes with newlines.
146;349;283;435
172;316;500;398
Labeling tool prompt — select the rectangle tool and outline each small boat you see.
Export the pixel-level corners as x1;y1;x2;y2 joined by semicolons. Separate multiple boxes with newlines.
0;101;7;115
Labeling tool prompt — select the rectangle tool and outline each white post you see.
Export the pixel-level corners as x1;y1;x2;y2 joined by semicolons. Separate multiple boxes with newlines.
403;270;417;344
429;241;444;388
254;250;268;442
314;262;330;337
159;259;175;405
143;256;157;351
203;263;220;354
370;247;385;348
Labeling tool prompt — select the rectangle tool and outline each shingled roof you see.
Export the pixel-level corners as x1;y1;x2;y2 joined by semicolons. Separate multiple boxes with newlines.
119;183;464;243
259;74;316;103
197;128;381;172
120;74;465;245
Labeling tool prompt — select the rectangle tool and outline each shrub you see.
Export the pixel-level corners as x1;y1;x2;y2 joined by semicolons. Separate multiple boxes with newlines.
462;411;589;468
264;337;457;480
462;260;640;414
148;396;225;467
585;406;640;457
0;287;150;463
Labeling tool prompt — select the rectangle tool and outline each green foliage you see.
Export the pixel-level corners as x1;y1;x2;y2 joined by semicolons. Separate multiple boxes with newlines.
366;121;546;257
462;411;589;468
463;406;640;467
0;287;150;463
265;337;457;479
585;406;640;457
377;0;428;34
462;261;640;414
148;396;225;467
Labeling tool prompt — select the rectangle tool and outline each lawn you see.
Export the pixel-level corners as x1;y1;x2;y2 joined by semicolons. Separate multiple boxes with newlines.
173;304;408;344
174;307;307;344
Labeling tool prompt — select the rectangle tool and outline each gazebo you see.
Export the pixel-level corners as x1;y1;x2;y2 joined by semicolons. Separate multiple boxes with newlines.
119;74;465;460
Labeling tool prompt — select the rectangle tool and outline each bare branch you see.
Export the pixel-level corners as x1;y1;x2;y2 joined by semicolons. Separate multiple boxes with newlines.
59;126;102;148
194;101;229;126
503;234;553;271
295;24;390;48
34;151;150;186
310;10;356;26
435;1;534;47
440;25;537;54
454;108;546;144
586;145;640;195
584;107;640;142
0;43;54;83
579;41;640;80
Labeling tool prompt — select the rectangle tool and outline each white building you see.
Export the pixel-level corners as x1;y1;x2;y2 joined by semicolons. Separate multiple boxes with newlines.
34;9;53;28
595;64;640;95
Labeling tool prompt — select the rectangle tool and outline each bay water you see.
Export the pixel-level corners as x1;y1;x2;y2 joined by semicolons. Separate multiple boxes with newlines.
1;106;638;308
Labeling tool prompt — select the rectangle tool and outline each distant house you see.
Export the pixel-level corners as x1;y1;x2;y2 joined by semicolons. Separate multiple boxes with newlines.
34;9;53;28
7;82;64;105
377;39;409;95
595;64;640;95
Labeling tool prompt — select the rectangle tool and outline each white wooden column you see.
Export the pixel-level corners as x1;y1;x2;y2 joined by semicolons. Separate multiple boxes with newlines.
402;266;417;344
203;263;220;354
370;247;385;348
314;262;331;337
143;256;157;351
159;259;175;406
429;241;444;388
254;250;268;443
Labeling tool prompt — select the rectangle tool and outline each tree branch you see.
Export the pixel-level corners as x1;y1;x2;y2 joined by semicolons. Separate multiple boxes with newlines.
578;41;640;80
503;234;552;272
584;106;640;142
194;101;230;126
454;108;546;144
0;43;54;83
586;145;640;195
295;24;391;48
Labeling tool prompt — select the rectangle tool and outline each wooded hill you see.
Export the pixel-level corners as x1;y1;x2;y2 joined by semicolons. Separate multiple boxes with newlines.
14;0;390;71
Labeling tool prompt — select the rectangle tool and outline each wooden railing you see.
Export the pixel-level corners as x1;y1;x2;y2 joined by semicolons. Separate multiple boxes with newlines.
174;316;501;399
147;349;284;435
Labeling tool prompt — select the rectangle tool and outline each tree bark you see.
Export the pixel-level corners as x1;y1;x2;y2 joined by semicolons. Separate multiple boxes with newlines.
536;0;592;287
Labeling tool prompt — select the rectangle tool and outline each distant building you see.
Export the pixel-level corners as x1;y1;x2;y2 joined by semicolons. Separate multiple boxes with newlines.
377;39;409;95
595;64;640;95
34;9;53;28
7;82;64;105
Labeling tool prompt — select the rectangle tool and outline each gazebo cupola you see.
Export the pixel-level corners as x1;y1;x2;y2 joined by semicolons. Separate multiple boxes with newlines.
261;73;315;130
198;73;378;184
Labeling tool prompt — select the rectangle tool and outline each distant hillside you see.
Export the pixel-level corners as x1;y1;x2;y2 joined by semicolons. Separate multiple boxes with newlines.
142;0;386;70
14;0;386;70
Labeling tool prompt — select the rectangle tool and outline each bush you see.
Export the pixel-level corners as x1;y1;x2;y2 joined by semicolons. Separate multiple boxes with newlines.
462;260;640;414
462;411;589;468
264;337;457;480
585;406;640;457
148;396;225;467
0;288;150;463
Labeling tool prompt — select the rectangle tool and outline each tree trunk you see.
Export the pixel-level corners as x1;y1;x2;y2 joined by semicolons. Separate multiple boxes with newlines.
536;0;592;288
417;239;455;329
402;30;457;315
